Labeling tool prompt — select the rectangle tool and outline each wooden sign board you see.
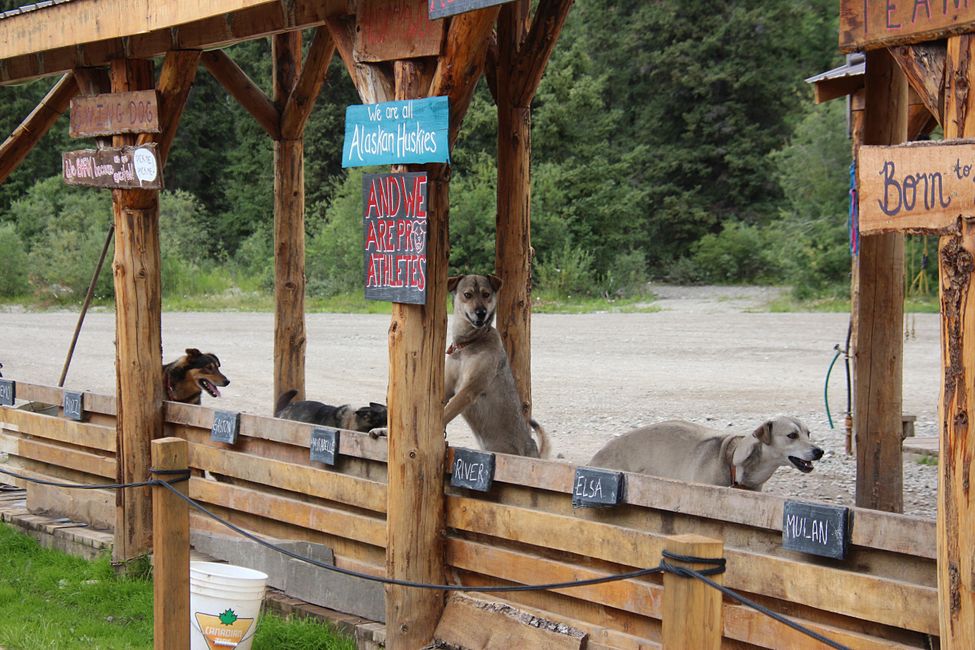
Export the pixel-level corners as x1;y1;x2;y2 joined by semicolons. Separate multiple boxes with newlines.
63;391;85;421
69;90;160;138
0;379;14;406
63;144;163;190
572;467;624;508
355;0;443;62
782;501;851;560
363;172;428;304
450;448;495;492
429;0;514;19
210;411;240;444
310;427;340;466
840;1;975;52
343;97;450;168
857;140;975;234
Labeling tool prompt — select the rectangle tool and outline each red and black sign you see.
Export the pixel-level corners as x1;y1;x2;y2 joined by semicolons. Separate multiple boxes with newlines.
362;172;428;304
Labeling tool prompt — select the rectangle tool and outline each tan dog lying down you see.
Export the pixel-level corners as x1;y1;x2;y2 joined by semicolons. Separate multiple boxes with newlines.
444;274;550;458
588;416;823;490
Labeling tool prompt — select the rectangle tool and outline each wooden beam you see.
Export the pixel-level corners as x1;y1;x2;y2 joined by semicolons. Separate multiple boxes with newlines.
812;74;863;104
889;43;945;126
937;33;975;650
434;594;586;649
0;71;77;184
280;28;336;140
201;50;281;140
151;438;190;650
854;48;906;513
662;535;723;650
0;0;349;86
324;15;393;104
384;60;450;650
272;31;307;409
137;50;201;166
430;5;502;147
111;57;164;563
511;0;574;106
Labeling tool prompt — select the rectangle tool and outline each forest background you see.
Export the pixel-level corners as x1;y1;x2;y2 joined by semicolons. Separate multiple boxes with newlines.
0;0;928;310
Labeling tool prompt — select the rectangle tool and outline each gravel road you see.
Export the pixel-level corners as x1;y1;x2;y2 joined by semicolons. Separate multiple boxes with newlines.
0;284;942;518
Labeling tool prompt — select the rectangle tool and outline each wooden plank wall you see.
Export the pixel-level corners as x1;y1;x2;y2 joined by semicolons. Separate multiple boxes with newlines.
0;382;937;648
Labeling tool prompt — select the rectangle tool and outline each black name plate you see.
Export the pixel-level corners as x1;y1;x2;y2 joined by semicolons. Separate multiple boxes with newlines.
0;379;14;406
450;448;495;492
310;428;340;466
783;500;851;560
63;391;85;421
210;411;240;444
572;467;624;508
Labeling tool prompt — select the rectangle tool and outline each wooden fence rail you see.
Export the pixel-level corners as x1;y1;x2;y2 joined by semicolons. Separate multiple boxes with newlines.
0;381;938;648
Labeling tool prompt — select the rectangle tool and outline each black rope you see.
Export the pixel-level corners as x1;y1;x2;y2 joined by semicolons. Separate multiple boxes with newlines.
0;467;851;647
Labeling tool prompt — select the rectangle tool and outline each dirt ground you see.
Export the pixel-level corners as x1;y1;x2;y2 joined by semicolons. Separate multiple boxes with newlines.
0;284;942;518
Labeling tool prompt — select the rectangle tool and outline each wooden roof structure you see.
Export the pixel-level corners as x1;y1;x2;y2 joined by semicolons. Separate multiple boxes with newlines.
0;0;572;645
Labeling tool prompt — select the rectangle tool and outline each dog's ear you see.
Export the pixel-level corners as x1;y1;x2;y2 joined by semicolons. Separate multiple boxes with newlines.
185;348;202;359
369;402;386;411
447;275;463;294
487;274;503;292
752;421;773;445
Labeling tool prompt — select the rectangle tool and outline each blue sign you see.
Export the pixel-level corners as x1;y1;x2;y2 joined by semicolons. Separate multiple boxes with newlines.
342;97;449;168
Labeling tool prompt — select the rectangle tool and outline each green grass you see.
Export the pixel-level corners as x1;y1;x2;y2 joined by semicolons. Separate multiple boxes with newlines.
767;293;940;314
531;291;660;314
0;523;355;650
916;454;939;466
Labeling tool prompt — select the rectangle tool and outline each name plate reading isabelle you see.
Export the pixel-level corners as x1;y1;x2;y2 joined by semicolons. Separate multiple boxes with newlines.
363;172;428;304
0;379;15;406
310;428;340;466
782;501;851;560
63;391;85;421
343;97;449;168
63;144;162;190
450;448;495;492
857;141;975;234
572;467;624;508
210;411;241;445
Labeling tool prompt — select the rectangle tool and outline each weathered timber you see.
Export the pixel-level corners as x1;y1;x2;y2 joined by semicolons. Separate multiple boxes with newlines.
151;438;190;650
662;535;723;650
434;593;587;649
272;31;307;408
355;0;443;63
840;1;975;52
0;71;77;183
889;43;946;127
137;50;200;166
324;15;394;105
855;48;907;513
62;144;163;189
280;28;335;139
0;407;116;452
111;58;163;563
69;89;159;138
937;33;975;649
201;50;281;140
0;432;116;478
384;59;449;649
510;0;574;106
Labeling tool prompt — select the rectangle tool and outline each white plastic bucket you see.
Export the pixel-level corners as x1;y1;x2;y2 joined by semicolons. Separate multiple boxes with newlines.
189;561;268;650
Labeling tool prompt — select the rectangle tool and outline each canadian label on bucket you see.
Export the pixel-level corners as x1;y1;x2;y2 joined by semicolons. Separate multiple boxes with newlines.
194;609;254;649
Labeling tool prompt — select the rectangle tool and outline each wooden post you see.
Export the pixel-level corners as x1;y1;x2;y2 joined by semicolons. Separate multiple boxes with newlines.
662;534;724;650
272;32;307;408
384;59;448;648
112;57;164;562
847;88;865;457
854;48;907;512
151;437;189;650
937;33;975;648
495;0;534;420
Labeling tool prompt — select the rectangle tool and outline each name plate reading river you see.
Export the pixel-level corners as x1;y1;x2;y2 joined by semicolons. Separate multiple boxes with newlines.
782;501;851;560
572;467;624;508
450;448;495;492
857;141;975;234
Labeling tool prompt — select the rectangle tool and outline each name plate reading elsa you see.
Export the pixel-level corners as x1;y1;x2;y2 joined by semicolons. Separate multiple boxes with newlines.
343;97;449;168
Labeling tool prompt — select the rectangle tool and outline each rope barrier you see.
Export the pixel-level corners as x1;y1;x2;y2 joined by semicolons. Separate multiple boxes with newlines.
0;466;851;647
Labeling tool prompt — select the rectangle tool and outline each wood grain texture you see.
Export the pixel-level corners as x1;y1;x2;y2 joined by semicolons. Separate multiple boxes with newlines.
0;72;77;183
281;27;335;139
151;438;190;650
855;48;906;513
889;43;945;127
937;33;975;649
434;593;586;649
662;535;723;650
201;50;281;139
137;50;200;166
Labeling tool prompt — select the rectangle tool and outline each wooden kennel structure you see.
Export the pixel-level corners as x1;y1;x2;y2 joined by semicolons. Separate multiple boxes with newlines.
0;0;972;646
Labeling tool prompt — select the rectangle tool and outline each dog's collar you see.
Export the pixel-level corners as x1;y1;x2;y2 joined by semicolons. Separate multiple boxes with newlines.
446;340;470;356
725;437;747;489
163;372;177;401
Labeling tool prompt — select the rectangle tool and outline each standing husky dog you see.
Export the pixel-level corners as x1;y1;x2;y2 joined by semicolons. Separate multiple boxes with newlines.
163;348;230;404
444;274;549;458
589;416;823;490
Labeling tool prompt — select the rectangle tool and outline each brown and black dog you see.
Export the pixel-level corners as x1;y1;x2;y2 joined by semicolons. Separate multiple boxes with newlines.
274;390;387;433
163;348;230;404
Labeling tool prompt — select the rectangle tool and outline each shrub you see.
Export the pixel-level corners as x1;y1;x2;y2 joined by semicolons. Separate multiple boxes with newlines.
306;169;366;297
535;243;597;296
685;222;783;284
0;223;28;296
